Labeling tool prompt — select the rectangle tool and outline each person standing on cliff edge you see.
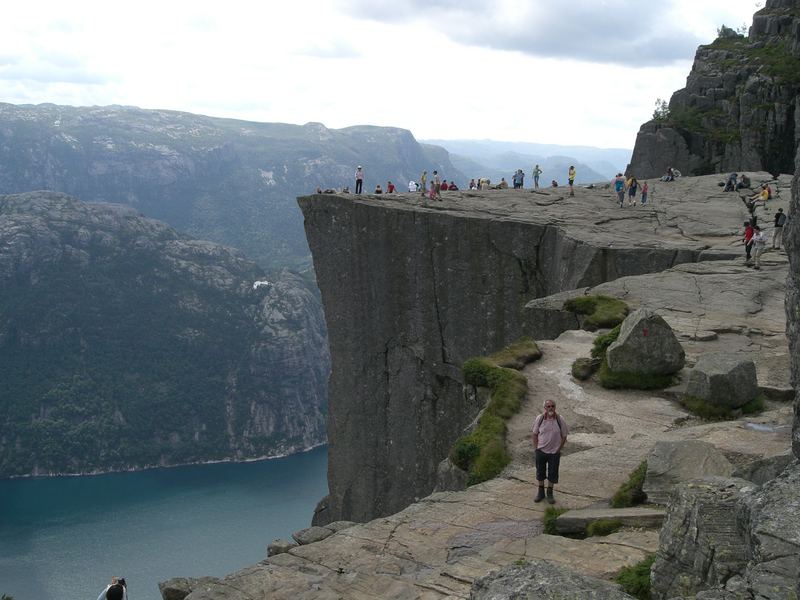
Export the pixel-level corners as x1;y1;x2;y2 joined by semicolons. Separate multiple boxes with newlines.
355;165;364;194
532;399;568;504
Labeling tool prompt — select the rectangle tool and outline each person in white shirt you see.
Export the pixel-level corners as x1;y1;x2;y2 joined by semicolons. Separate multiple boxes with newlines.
752;225;767;270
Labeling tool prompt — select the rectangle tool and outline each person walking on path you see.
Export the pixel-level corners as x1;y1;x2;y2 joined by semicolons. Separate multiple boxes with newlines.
773;208;787;249
532;399;568;504
752;225;767;269
743;221;755;265
355;166;364;194
568;166;576;196
97;577;128;600
533;164;542;189
614;174;626;207
626;175;639;206
641;181;649;206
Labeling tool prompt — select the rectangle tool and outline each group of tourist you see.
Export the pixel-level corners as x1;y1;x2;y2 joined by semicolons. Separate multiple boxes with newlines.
612;173;649;207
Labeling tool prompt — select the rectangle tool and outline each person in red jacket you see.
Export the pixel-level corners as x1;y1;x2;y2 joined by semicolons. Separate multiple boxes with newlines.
386;181;396;193
743;221;754;265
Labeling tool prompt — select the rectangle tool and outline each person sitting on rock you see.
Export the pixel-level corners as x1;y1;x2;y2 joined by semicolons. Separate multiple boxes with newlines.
374;184;383;194
724;172;737;192
737;173;751;190
551;179;559;187
387;181;396;193
98;576;127;600
408;180;418;192
498;177;509;189
448;181;458;190
532;399;568;504
661;167;674;182
469;178;477;190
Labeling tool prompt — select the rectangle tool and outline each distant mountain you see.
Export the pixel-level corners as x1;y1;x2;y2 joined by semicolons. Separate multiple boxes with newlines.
0;104;464;269
423;139;632;182
0;192;329;477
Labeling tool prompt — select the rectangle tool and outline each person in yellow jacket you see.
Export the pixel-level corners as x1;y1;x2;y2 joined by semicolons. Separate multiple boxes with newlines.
419;170;428;197
568;166;576;196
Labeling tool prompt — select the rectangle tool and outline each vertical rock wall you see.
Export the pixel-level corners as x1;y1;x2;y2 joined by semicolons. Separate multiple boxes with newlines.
300;196;721;523
787;138;800;460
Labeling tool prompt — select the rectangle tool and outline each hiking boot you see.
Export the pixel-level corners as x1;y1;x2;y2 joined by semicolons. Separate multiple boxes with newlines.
546;487;555;504
534;486;545;503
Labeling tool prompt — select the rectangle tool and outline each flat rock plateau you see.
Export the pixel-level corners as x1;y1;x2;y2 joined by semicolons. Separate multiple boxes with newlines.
167;173;795;599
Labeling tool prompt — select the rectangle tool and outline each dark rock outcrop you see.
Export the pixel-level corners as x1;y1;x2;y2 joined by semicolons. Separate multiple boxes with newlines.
469;560;636;599
0;192;328;476
788;105;800;460
628;0;800;178
606;309;685;375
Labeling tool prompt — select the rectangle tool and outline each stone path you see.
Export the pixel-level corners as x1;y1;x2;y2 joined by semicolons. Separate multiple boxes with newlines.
182;330;791;600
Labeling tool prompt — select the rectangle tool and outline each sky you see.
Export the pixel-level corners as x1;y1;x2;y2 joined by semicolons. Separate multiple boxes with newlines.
0;0;761;149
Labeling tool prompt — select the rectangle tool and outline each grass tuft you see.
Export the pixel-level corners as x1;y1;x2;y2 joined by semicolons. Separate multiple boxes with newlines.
615;554;656;600
542;506;569;535
679;393;765;421
452;338;540;485
586;518;623;537
611;461;648;508
563;295;629;329
591;325;621;358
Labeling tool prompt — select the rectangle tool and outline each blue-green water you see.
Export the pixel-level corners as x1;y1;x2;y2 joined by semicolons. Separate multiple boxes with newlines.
0;446;328;600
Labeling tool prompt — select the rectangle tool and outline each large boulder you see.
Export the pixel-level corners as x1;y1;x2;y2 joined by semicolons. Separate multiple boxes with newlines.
643;441;734;506
651;461;800;600
685;353;759;409
470;559;636;599
606;309;685;375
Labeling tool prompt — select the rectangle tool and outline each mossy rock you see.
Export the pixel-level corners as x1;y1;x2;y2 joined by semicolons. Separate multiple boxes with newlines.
489;338;542;369
563;295;629;330
591;325;621;358
598;359;675;390
679;393;765;421
572;357;601;380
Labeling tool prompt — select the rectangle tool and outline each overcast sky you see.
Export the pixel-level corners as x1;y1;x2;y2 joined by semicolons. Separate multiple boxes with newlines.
1;0;759;148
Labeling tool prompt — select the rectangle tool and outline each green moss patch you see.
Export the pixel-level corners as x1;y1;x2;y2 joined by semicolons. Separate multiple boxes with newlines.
586;518;623;537
563;295;629;329
452;339;540;485
598;359;676;390
615;554;656;600
591;325;621;358
679;394;765;421
612;461;648;508
571;357;600;381
543;506;569;535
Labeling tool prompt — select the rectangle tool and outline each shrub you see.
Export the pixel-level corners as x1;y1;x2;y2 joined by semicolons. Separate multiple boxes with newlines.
468;438;511;485
542;506;569;535
679;394;765;421
612;461;648;508
462;357;494;387
615;554;656;600
598;360;675;390
451;438;480;471
563;295;629;329
586;518;623;537
591;325;621;358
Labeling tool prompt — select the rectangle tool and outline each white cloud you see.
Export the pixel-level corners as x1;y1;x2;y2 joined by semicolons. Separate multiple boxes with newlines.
0;0;762;147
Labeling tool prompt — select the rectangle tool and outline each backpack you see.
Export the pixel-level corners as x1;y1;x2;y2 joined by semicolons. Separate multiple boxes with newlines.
106;583;125;600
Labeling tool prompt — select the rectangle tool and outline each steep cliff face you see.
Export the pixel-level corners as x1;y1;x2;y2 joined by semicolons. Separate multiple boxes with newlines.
0;192;329;476
628;0;800;178
787;138;800;460
299;191;734;523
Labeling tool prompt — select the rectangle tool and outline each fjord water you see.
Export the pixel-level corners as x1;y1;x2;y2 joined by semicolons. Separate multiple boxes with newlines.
0;446;328;600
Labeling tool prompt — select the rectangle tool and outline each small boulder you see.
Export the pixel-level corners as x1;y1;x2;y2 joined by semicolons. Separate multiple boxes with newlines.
643;441;734;505
572;357;600;380
326;520;357;532
606;309;685;375
685;353;758;409
267;538;297;557
292;525;334;545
